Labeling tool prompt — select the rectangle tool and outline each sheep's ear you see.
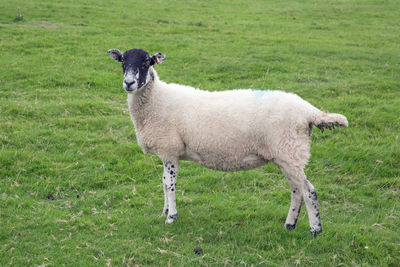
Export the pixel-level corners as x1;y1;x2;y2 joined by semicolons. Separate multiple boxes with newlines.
108;49;123;62
151;53;166;65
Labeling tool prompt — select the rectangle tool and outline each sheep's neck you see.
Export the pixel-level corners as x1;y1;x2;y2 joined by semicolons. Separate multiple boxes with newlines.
128;72;155;130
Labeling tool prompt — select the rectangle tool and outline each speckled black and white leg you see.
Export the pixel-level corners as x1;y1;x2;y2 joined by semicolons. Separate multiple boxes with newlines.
302;179;322;235
284;184;303;231
162;162;178;224
161;183;169;216
277;161;322;235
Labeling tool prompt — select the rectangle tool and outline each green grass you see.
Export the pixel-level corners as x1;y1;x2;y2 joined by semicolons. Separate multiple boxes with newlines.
1;0;399;265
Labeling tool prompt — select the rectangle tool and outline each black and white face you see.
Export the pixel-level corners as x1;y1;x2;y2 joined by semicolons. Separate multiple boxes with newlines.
108;48;166;94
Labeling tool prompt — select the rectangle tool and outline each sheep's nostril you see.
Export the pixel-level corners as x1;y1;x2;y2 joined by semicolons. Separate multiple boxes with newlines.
124;80;136;87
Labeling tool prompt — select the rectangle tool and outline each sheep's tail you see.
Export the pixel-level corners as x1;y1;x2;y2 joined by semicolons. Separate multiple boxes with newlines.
310;111;348;132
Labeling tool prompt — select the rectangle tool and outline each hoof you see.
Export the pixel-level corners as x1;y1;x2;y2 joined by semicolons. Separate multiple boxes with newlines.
165;213;178;224
161;208;168;217
310;227;323;236
165;217;174;224
285;223;296;231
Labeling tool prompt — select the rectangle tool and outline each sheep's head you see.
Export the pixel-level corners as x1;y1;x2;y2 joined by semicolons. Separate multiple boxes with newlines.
108;48;166;94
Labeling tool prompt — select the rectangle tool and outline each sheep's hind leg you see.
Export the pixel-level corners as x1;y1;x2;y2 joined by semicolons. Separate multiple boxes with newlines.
285;184;303;231
277;165;303;231
302;178;322;235
163;162;178;224
276;161;322;235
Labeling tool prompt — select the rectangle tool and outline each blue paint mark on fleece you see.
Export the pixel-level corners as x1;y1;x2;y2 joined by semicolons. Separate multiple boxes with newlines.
253;90;272;98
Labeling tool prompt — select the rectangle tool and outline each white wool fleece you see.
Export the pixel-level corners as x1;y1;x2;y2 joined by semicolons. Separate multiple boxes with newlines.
126;67;347;234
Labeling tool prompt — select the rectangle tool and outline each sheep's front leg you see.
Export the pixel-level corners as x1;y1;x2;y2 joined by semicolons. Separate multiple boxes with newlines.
161;183;169;216
163;162;178;224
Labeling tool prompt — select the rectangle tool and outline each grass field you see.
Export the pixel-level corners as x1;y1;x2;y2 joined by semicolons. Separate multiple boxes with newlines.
1;0;400;265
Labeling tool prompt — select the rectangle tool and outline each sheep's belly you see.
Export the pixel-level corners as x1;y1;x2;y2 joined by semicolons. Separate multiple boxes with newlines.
180;148;268;171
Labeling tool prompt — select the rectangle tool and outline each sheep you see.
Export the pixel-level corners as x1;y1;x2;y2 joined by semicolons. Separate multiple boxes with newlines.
107;48;348;235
